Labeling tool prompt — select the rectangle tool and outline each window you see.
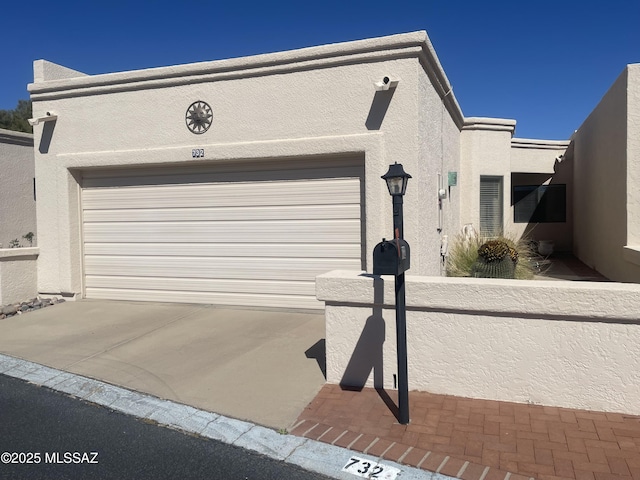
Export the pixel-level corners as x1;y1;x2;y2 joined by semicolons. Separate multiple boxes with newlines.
513;184;566;223
480;176;503;235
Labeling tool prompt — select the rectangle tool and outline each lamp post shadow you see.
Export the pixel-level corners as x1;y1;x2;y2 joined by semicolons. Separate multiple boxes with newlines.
304;339;326;379
339;275;400;422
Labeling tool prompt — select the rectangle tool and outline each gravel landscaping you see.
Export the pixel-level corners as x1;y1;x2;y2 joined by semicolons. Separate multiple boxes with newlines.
0;297;65;319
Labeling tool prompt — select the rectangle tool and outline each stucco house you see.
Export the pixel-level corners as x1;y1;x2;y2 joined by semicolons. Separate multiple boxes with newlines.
26;31;640;309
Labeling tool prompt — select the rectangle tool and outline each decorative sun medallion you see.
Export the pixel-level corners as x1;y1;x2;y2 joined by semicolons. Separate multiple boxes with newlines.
185;101;213;134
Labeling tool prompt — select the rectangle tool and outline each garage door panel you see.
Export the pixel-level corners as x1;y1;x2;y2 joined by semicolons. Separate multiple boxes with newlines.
83;220;360;244
85;276;314;296
82;179;360;210
81;162;364;188
81;164;363;309
84;256;360;281
84;242;360;258
83;204;360;223
84;288;320;310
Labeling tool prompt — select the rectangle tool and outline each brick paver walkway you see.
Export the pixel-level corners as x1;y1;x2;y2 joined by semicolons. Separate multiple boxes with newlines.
292;385;640;480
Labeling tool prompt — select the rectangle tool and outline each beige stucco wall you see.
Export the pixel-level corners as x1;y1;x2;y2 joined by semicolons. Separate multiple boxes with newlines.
318;270;640;414
29;32;465;297
459;118;515;231
417;52;462;275
510;138;569;174
0;129;36;249
0;248;38;304
626;65;640;260
508;139;572;252
572;65;640;281
459;127;574;251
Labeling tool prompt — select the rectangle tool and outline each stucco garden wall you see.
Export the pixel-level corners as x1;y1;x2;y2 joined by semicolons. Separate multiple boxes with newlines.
572;65;640;282
318;270;640;415
0;129;36;249
0;248;38;305
29;32;465;298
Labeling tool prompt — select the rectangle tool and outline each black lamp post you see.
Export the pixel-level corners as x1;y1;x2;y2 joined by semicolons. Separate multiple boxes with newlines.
381;162;411;425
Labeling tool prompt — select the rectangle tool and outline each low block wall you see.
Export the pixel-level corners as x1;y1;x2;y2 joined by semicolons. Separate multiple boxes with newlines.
317;270;640;414
0;248;39;305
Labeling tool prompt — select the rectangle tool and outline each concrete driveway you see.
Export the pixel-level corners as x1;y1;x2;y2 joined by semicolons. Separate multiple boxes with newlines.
0;300;327;430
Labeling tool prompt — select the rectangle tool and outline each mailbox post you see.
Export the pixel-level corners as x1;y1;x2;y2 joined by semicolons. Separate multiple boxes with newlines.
379;162;411;425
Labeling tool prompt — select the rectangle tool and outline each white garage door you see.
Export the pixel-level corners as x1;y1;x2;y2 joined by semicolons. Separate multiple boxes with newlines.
81;160;363;310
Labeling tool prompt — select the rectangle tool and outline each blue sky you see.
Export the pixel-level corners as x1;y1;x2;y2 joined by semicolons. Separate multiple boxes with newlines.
2;0;638;140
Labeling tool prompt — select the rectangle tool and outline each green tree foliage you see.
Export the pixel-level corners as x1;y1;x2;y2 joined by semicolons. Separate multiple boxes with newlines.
0;100;32;133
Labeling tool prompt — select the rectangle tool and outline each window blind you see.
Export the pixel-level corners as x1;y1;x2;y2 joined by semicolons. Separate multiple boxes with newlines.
480;176;503;236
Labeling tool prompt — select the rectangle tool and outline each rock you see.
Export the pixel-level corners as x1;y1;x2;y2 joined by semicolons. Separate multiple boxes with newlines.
0;295;62;318
2;305;18;315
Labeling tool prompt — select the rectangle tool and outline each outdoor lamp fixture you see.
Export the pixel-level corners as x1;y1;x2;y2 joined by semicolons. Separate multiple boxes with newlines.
381;162;411;425
382;162;411;197
28;111;58;126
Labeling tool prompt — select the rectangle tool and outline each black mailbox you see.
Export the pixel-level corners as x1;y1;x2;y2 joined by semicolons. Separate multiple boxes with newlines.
373;238;410;275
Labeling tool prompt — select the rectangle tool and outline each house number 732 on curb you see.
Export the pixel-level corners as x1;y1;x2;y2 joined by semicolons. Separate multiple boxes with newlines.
191;149;205;158
341;456;400;479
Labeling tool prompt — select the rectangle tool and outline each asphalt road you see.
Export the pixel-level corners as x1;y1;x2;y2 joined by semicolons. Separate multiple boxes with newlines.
0;374;333;480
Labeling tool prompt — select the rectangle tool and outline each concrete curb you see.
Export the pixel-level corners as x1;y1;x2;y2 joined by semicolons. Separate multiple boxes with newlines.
0;353;455;480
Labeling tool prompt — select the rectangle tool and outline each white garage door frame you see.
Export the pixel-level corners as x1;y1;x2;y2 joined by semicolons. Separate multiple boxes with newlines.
79;156;365;310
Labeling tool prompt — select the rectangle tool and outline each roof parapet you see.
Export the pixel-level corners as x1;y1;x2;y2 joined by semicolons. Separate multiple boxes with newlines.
0;128;34;146
462;117;517;136
28;31;465;129
33;60;87;83
511;138;570;150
